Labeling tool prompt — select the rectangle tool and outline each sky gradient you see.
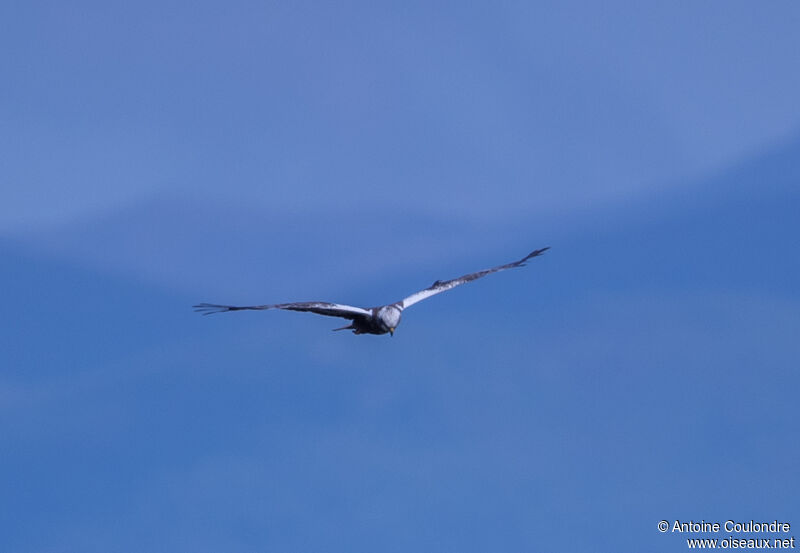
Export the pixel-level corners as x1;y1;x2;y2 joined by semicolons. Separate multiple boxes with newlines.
2;2;799;551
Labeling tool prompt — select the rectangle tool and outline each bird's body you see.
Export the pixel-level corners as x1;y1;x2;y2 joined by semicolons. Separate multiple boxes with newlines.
194;247;549;336
336;305;403;335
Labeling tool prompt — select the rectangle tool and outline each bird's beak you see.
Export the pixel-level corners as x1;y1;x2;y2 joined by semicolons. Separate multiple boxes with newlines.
389;328;395;336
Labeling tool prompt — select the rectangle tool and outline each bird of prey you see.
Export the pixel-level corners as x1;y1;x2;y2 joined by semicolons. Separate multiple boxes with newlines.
194;247;549;336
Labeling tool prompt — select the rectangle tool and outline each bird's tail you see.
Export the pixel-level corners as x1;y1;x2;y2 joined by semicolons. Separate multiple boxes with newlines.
332;323;354;332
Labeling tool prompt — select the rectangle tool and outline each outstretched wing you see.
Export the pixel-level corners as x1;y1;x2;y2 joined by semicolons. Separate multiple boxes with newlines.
194;301;371;320
399;247;550;309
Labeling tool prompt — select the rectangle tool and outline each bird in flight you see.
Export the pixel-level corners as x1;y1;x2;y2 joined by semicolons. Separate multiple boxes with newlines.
194;247;549;336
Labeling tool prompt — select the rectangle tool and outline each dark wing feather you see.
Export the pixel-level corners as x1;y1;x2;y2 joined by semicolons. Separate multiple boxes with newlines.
399;247;549;309
193;301;371;320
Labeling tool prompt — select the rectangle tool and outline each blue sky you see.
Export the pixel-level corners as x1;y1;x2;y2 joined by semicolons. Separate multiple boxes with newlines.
2;2;799;551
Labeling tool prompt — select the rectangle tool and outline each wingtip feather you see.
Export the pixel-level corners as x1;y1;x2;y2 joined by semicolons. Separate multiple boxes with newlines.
521;246;550;263
193;303;230;315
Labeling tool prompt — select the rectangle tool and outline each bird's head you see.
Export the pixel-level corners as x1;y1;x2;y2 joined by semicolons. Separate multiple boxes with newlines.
377;305;402;336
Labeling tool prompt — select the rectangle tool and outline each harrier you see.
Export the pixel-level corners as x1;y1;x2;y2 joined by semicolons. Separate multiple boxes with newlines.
194;247;549;336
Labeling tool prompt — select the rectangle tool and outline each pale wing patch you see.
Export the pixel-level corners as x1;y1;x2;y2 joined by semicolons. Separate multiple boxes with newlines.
324;303;371;316
400;279;465;309
275;302;372;318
